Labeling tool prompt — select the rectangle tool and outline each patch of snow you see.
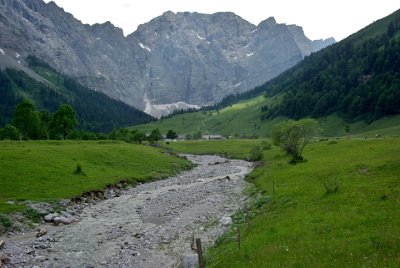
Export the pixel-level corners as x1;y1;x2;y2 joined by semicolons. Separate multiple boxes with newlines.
0;48;4;55
234;82;242;87
246;53;254;57
96;37;101;40
139;43;152;52
16;52;20;58
18;60;21;64
206;41;211;45
196;34;205;40
252;28;258;33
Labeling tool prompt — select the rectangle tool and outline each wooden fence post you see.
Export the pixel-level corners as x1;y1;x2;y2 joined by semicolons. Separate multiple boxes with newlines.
196;238;205;268
236;227;241;250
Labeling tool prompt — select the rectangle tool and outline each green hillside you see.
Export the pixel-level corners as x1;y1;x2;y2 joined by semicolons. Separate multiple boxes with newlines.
0;140;191;214
261;9;400;121
0;56;154;132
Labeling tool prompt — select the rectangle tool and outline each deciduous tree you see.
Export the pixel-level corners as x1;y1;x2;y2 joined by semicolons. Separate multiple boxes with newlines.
12;99;39;140
272;119;319;162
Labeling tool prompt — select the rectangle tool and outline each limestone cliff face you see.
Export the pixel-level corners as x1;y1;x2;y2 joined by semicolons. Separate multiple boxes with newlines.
0;0;335;116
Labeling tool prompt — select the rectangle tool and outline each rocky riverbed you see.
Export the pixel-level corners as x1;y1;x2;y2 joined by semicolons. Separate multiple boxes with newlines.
0;155;253;267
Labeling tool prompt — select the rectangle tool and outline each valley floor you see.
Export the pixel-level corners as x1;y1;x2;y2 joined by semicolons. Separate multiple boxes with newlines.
1;155;253;267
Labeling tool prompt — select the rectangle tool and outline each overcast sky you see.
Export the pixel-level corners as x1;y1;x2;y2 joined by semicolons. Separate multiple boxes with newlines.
43;0;399;41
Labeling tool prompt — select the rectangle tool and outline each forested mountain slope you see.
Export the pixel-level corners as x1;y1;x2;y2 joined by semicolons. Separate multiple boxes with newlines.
0;57;153;132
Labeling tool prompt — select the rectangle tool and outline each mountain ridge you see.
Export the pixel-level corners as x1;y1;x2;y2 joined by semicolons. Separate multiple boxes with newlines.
0;0;335;117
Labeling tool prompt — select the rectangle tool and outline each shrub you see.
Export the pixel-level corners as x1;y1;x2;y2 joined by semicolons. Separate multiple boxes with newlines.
261;141;272;150
0;214;12;228
248;146;263;161
23;208;41;223
74;164;86;175
324;178;339;194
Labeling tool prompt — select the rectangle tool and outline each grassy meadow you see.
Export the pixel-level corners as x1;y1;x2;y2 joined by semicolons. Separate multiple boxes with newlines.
0;140;192;214
165;139;263;159
133;92;400;139
202;138;400;267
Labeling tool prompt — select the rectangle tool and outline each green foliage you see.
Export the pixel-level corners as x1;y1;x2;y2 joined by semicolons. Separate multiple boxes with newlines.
248;145;263;162
260;140;272;150
133;131;147;144
50;104;77;140
23;208;41;223
0;140;192;213
166;129;178;139
261;10;400;122
0;214;12;228
323;178;339;194
148;128;162;143
38;110;51;140
12;99;40;140
1;60;153;132
0;124;20;140
271;118;319;160
74;164;85;176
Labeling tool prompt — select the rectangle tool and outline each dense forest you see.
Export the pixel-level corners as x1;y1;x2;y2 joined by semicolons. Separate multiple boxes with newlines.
260;10;400;122
0;57;154;132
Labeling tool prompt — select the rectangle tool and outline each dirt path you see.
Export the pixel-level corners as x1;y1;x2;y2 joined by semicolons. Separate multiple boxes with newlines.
1;155;253;267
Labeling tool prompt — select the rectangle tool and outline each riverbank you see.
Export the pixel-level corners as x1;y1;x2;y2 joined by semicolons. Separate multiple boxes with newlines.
1;155;253;267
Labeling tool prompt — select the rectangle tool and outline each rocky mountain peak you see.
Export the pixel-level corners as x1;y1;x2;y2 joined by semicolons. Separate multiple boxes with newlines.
0;0;335;118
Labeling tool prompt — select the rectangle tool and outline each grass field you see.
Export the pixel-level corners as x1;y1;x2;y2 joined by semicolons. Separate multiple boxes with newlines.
0;140;192;214
165;139;264;159
203;138;400;267
133;92;400;139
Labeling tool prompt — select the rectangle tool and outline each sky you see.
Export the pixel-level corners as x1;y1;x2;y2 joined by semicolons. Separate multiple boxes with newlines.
43;0;399;41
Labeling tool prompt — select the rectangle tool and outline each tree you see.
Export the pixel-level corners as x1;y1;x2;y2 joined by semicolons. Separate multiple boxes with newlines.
0;124;20;140
38;110;51;140
12;99;40;140
133;131;146;144
148;128;162;143
51;104;78;140
271;119;319;162
166;129;178;139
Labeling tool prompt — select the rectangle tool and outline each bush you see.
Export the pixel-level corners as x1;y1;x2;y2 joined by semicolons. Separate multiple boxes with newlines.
74;164;86;175
0;214;12;228
248;146;263;161
0;124;20;140
261;141;272;150
23;208;41;223
324;178;339;194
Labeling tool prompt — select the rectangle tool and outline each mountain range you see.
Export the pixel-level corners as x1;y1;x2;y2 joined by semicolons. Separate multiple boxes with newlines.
0;0;334;117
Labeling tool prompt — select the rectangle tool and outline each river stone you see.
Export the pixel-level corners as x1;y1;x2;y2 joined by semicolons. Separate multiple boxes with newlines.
182;254;198;268
53;216;75;225
44;213;59;222
220;216;232;226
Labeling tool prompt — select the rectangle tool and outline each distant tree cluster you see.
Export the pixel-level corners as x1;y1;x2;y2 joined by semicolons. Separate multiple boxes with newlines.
0;99;77;140
261;16;400;122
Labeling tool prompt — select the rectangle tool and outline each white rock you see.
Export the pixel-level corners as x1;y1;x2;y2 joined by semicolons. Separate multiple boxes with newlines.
53;216;75;225
44;213;59;222
219;216;232;226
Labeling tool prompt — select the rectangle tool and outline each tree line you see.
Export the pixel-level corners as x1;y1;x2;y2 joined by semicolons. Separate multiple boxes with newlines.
0;99;77;140
1;58;154;132
0;98;181;143
261;14;400;122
